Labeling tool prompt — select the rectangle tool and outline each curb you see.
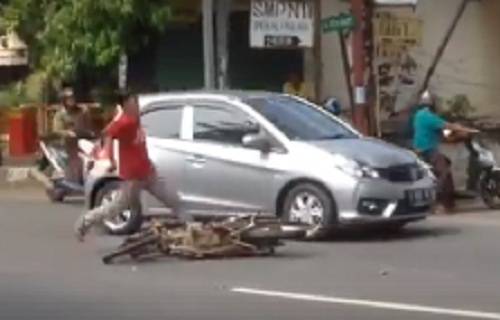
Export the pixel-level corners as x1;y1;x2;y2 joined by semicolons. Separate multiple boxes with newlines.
0;166;51;188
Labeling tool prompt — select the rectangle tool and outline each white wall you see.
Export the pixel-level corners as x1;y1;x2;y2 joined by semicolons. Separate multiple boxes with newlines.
317;0;351;106
319;0;500;116
414;0;500;116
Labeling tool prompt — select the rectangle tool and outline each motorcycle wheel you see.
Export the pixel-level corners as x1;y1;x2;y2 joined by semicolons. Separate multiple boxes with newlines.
46;187;66;203
102;234;158;265
479;172;500;209
241;225;306;243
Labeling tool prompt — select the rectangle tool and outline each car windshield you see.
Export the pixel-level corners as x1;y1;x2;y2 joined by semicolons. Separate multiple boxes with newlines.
245;95;358;141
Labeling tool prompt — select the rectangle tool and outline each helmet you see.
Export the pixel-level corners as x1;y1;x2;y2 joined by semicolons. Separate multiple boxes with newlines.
419;90;435;106
59;87;74;100
324;97;342;116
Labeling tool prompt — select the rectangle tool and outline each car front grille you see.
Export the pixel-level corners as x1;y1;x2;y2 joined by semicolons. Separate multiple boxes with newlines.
378;164;424;183
394;200;431;216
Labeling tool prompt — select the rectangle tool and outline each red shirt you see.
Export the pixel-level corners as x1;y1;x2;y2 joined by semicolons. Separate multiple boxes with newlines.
105;113;152;180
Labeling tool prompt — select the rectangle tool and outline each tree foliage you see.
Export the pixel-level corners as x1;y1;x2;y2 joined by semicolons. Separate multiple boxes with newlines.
0;0;172;80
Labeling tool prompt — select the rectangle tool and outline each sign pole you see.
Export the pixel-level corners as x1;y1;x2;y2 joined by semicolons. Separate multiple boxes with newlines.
203;0;216;89
338;31;355;118
313;0;322;102
216;0;230;90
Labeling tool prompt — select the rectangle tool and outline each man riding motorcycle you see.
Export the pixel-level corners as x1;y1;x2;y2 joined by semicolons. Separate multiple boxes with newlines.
412;90;477;213
52;86;93;183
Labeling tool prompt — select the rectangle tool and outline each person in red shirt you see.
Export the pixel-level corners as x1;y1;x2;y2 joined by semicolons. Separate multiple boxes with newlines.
74;92;172;241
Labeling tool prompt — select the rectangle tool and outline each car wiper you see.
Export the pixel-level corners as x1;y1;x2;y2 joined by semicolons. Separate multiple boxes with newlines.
316;134;350;140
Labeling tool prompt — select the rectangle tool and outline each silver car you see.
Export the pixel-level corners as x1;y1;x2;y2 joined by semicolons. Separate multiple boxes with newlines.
85;91;435;237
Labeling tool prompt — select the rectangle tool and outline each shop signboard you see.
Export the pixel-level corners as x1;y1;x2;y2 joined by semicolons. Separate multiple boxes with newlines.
250;0;314;48
374;12;422;119
374;13;422;47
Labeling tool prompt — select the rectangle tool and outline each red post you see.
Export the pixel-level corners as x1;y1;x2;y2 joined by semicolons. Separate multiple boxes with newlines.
8;107;38;157
8;113;25;157
351;0;370;135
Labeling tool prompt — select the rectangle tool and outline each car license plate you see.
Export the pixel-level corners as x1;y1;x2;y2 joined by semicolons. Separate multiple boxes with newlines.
406;189;433;207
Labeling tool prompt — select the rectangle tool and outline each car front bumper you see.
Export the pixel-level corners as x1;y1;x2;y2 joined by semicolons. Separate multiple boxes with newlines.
334;176;435;225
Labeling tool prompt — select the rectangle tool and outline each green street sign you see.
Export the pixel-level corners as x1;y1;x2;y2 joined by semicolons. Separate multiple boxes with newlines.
322;13;356;34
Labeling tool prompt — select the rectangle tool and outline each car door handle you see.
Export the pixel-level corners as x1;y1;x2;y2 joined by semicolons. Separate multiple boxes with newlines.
187;154;207;165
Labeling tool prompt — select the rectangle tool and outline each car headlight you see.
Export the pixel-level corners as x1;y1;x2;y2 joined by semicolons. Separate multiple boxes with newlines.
417;158;436;181
332;154;380;179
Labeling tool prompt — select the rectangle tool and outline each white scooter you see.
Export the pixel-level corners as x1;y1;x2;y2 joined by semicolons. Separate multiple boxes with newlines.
38;131;109;202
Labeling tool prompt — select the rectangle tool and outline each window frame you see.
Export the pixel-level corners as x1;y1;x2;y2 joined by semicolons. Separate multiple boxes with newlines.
188;100;264;147
244;95;360;142
140;102;187;140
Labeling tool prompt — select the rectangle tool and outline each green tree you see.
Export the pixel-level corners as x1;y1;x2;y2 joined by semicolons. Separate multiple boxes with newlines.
0;0;172;81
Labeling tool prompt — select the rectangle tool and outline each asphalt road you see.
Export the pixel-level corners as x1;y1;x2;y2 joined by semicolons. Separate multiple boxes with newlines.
1;187;500;320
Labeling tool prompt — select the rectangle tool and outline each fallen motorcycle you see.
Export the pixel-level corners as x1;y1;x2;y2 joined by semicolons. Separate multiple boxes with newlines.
102;216;306;265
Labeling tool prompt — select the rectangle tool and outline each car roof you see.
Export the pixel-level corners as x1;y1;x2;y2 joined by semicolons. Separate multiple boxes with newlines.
138;90;282;108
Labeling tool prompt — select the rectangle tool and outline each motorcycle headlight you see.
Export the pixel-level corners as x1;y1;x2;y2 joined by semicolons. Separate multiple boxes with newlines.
332;155;380;179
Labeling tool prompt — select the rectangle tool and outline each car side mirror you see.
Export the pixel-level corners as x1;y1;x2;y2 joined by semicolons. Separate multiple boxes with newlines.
242;133;272;153
244;121;260;134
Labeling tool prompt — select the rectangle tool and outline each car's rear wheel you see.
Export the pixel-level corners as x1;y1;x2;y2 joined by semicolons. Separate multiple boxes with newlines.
282;183;336;240
94;180;143;235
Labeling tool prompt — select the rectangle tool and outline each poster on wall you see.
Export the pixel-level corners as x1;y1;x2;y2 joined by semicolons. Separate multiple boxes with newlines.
250;0;314;48
374;12;422;119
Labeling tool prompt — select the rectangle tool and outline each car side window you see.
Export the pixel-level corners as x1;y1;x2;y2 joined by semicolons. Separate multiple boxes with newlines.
193;103;256;146
141;105;183;139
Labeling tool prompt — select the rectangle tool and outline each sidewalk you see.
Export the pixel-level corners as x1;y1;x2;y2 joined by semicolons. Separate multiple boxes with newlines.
0;147;48;187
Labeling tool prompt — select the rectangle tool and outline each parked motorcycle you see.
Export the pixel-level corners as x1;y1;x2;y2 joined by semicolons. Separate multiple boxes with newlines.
443;129;500;209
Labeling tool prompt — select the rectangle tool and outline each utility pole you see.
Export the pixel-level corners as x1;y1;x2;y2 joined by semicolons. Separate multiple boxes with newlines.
118;53;128;90
203;0;216;89
350;0;370;135
313;0;323;102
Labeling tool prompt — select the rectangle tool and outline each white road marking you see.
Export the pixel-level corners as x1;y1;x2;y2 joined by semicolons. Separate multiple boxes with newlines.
231;287;500;320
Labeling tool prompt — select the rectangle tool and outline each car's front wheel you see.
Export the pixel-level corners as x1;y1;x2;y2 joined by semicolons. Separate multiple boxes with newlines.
94;180;144;235
282;183;336;240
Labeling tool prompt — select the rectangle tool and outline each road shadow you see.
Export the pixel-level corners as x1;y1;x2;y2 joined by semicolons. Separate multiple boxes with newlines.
453;203;495;215
95;245;316;266
319;225;462;243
